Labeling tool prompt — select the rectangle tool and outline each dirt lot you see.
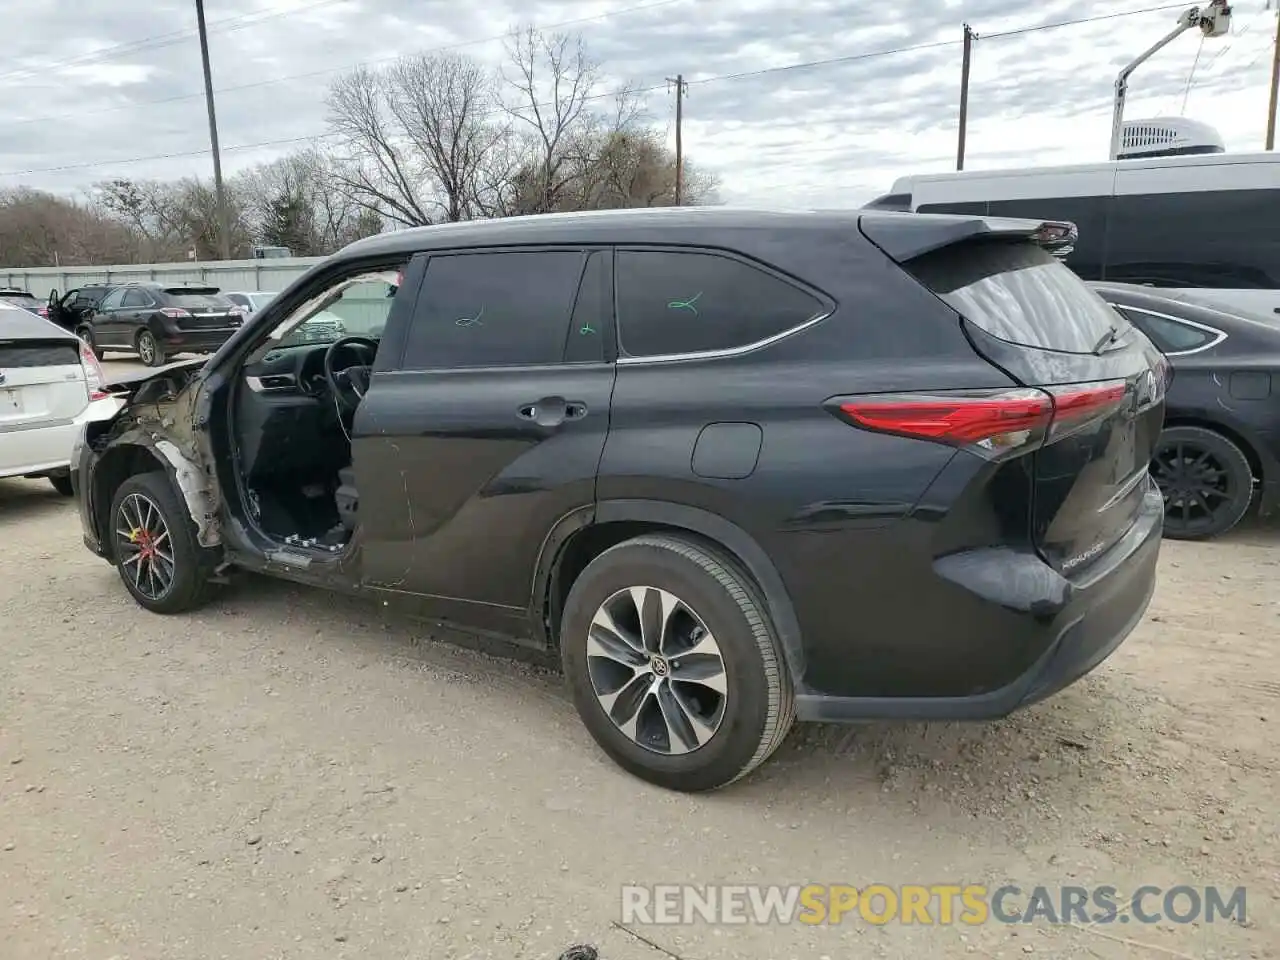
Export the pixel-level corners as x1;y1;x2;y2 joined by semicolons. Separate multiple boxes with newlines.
2;407;1277;959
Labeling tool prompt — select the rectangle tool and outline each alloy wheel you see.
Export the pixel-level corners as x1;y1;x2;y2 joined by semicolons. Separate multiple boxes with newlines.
586;586;729;755
115;492;175;600
137;333;156;365
1150;440;1238;531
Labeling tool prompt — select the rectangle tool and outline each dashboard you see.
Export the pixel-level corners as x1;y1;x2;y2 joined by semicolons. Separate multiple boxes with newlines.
236;340;376;479
243;342;336;397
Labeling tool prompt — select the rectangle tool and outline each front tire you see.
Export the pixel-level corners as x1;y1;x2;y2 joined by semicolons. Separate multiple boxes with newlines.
1151;425;1255;540
561;534;794;792
109;471;215;613
136;329;165;367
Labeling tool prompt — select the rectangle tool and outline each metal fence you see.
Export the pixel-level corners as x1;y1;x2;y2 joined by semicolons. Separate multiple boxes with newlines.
1;256;326;297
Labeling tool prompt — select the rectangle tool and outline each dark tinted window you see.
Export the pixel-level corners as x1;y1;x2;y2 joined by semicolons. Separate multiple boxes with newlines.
99;289;126;310
121;288;151;307
166;290;232;309
403;250;586;369
564;250;609;364
1106;189;1280;289
226;293;250;308
984;196;1109;281
907;240;1124;354
615;250;825;357
1114;307;1216;352
0;341;79;367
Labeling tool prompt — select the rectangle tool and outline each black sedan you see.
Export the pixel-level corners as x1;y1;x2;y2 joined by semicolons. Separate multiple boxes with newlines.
1092;282;1280;539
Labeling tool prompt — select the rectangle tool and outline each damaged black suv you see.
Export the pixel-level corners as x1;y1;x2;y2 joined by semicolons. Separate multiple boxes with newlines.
73;208;1167;792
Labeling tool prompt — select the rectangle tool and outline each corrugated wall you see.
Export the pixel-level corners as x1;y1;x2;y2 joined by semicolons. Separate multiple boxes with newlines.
2;256;327;297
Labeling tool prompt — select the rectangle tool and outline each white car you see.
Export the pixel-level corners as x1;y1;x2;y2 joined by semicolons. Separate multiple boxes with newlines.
224;291;278;315
1;300;123;495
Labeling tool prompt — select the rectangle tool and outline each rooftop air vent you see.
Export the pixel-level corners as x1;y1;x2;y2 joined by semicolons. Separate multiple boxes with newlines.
1118;117;1225;159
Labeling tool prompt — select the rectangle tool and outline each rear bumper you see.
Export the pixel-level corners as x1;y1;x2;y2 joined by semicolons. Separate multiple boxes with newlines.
166;327;237;354
795;484;1163;722
0;397;125;480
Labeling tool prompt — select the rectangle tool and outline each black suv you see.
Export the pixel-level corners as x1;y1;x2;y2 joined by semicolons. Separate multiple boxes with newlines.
72;209;1168;791
77;282;245;366
46;285;112;332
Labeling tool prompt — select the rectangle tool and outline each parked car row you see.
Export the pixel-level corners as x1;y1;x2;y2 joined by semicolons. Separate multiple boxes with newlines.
3;283;286;367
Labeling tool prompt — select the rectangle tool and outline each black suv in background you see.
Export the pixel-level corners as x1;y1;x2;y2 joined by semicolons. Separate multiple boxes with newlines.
46;285;112;332
73;208;1168;791
77;282;246;366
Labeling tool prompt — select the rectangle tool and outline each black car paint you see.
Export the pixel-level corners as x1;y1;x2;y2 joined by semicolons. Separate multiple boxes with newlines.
74;208;1164;720
1092;282;1280;518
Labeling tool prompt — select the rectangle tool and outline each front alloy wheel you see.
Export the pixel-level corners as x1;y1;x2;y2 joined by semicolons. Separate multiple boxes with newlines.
116;491;175;601
587;586;728;755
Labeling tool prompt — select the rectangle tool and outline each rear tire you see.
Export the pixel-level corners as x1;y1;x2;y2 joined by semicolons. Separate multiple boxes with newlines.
48;474;74;497
1151;425;1255;540
108;471;215;613
560;534;794;792
136;329;165;367
76;325;103;361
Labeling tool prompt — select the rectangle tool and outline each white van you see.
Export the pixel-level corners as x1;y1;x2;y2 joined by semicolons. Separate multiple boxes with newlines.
868;149;1280;319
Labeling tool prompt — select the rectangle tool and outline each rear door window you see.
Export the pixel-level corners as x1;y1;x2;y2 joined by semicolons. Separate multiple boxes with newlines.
402;250;588;369
615;249;827;358
121;289;151;308
905;241;1124;354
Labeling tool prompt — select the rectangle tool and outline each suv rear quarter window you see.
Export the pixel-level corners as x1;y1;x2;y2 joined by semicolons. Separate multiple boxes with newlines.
615;249;828;358
1113;306;1219;353
402;249;589;369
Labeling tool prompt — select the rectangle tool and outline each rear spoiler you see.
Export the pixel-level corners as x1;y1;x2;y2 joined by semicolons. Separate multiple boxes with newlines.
858;213;1078;263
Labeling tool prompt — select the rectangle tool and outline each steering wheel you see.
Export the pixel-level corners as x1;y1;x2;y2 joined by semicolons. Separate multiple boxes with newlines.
323;336;377;414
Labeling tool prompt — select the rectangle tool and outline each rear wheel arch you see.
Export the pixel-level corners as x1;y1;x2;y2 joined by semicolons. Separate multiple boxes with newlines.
536;500;806;685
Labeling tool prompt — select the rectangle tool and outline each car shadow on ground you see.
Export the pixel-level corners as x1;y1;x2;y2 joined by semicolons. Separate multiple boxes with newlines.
187;569;1163;837
0;477;76;523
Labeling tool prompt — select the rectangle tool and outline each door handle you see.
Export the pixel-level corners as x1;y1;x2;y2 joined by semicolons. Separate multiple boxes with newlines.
518;397;588;427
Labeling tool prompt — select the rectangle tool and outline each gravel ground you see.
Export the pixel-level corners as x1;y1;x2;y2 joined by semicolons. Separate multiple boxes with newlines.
2;378;1277;958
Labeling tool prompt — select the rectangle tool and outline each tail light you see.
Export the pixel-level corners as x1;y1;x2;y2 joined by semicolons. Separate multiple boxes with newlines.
161;307;191;319
831;381;1128;459
37;305;49;317
78;339;110;401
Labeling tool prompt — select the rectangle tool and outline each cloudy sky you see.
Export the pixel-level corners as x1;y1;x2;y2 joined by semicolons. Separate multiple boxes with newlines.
0;0;1275;207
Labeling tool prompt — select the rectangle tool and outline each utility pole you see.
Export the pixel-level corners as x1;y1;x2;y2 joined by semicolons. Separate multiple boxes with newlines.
1266;1;1279;150
667;74;688;205
957;24;974;171
195;0;231;260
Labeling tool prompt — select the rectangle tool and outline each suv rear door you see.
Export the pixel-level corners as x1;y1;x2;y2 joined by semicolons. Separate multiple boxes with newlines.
897;235;1167;574
353;247;615;640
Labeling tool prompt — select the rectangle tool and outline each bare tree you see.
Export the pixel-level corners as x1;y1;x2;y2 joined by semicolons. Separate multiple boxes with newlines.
385;53;510;222
501;26;603;214
0;188;140;268
326;65;434;227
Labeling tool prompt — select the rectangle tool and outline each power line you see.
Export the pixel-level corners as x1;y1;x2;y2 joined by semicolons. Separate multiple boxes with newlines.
0;2;1250;178
1;0;689;129
0;0;351;85
980;3;1187;40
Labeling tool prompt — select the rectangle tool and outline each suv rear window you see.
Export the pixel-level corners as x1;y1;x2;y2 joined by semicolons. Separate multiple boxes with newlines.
906;241;1124;354
0;292;41;310
166;290;233;309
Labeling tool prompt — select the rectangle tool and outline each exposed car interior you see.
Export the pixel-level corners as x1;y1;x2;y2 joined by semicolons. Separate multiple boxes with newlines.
230;266;402;550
